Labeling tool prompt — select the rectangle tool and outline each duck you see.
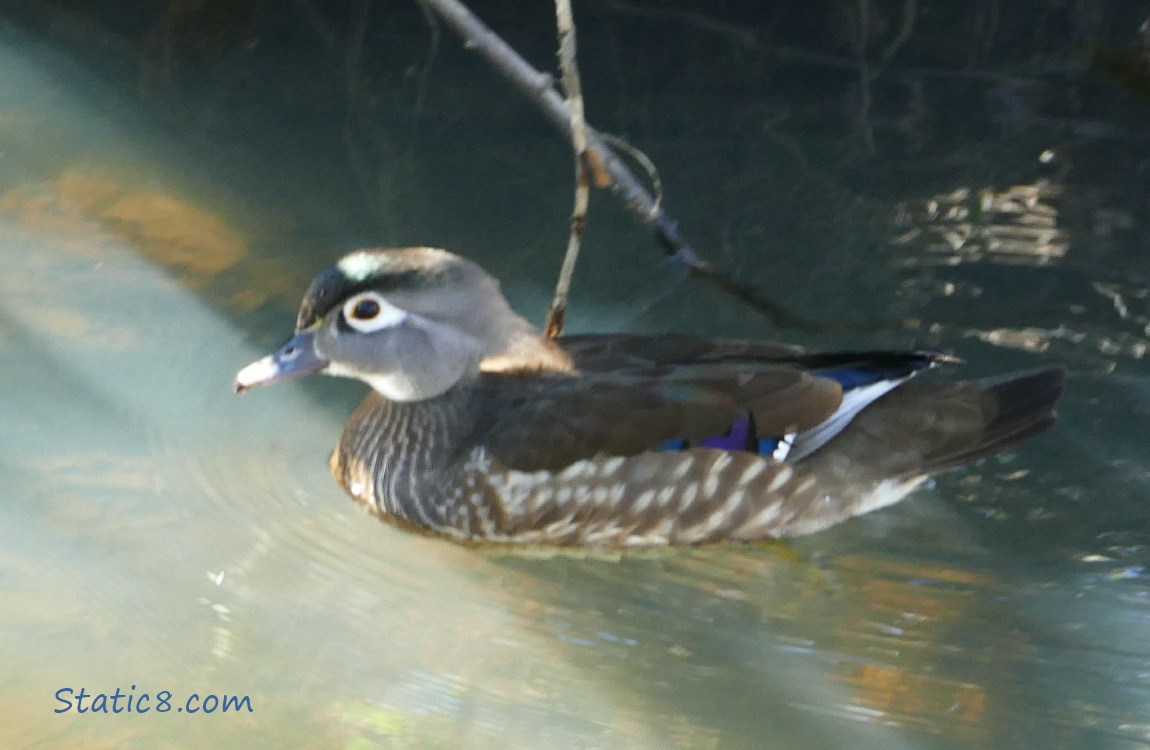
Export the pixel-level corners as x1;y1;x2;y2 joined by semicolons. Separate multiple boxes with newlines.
235;246;1064;548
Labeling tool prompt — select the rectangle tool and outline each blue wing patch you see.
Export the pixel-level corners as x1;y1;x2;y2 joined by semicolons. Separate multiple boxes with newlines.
657;358;932;460
818;367;891;389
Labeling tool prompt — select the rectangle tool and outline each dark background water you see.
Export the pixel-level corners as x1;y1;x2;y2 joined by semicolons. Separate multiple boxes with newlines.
0;1;1148;748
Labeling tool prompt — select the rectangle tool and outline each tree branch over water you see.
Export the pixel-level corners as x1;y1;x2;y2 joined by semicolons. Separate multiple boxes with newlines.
419;0;875;334
544;0;591;339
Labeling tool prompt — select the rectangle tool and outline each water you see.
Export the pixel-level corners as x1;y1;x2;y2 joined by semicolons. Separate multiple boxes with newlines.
1;5;1149;748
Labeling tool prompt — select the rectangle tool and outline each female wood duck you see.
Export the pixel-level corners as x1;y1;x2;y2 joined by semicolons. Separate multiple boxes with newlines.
235;247;1063;548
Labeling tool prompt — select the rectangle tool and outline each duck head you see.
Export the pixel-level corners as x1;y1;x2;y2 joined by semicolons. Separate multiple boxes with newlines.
235;247;544;401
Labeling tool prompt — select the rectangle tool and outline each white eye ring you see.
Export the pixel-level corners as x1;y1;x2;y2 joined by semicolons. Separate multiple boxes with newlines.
341;292;408;333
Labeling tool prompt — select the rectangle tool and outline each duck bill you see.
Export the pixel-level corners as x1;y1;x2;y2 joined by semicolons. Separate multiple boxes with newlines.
235;331;328;393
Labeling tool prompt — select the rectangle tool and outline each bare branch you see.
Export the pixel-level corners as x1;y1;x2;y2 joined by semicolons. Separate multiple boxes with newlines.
419;0;708;259
420;0;875;333
544;0;591;340
598;132;663;216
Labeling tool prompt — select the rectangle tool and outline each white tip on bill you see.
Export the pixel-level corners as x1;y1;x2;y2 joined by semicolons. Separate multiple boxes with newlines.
234;356;280;393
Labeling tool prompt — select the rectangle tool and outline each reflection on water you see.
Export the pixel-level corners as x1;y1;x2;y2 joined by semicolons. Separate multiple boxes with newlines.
894;182;1068;264
892;179;1150;372
1;9;1150;750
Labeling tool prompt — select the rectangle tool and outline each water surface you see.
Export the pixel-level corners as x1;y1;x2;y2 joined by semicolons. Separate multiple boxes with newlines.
1;6;1149;749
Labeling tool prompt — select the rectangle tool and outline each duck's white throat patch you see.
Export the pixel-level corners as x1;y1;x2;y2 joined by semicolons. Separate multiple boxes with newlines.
324;362;423;402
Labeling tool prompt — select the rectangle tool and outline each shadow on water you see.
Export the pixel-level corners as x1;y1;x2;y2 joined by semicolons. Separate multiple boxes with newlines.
2;5;1150;749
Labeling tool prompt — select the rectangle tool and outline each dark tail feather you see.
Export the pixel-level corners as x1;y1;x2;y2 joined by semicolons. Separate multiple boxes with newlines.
772;365;1064;536
795;364;1065;497
915;365;1065;475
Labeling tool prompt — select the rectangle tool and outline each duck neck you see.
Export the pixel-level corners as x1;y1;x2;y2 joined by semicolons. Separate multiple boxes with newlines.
329;379;481;526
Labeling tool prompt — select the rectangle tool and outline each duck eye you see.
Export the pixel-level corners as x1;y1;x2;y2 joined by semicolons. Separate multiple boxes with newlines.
341;292;408;333
351;299;380;320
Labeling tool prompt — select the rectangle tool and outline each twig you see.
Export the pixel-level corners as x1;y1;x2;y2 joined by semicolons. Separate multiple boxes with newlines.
598;132;662;215
544;0;591;339
419;0;701;264
420;0;881;334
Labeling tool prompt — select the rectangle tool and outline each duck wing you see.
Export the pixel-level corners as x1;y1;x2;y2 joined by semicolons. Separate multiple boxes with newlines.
455;364;1062;546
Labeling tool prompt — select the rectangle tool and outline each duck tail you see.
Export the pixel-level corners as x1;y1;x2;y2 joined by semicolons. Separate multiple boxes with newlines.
775;365;1065;537
913;365;1065;475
